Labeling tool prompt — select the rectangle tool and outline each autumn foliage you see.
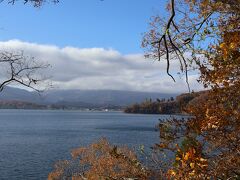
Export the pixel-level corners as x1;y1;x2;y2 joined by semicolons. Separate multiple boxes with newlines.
48;138;150;180
153;0;240;179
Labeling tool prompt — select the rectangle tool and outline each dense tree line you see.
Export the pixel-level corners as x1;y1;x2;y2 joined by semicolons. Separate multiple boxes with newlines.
124;97;179;114
124;91;207;114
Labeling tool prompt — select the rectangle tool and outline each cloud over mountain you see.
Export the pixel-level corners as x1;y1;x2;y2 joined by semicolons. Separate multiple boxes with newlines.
0;40;203;93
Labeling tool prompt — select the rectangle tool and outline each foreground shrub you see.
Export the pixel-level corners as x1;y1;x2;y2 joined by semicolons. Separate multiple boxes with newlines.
48;138;153;180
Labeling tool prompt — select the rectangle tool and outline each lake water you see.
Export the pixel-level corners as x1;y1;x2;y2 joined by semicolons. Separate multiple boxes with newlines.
0;110;170;180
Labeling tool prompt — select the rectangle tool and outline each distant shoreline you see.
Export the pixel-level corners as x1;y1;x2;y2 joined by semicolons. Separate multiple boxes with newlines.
0;108;123;112
0;108;191;117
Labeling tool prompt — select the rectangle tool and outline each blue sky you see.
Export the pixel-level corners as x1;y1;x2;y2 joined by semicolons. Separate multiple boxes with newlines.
0;0;167;54
0;0;203;93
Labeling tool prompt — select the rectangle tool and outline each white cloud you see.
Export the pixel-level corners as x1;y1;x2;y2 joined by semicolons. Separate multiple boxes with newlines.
0;39;204;94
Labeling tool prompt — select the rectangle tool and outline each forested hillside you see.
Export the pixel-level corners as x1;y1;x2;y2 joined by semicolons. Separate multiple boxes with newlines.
124;91;208;114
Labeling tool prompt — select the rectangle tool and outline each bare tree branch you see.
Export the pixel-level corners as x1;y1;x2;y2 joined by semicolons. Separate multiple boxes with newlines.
0;0;59;7
149;0;213;92
0;51;50;92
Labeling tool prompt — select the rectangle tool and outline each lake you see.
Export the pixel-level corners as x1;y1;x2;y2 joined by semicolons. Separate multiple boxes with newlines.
0;110;170;180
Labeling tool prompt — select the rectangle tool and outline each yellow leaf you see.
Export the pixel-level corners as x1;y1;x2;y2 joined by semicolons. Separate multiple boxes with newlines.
220;43;225;49
184;152;190;161
168;169;176;176
190;162;195;169
200;158;207;162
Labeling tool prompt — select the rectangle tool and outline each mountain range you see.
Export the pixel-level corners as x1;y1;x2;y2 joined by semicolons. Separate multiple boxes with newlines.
0;87;177;109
